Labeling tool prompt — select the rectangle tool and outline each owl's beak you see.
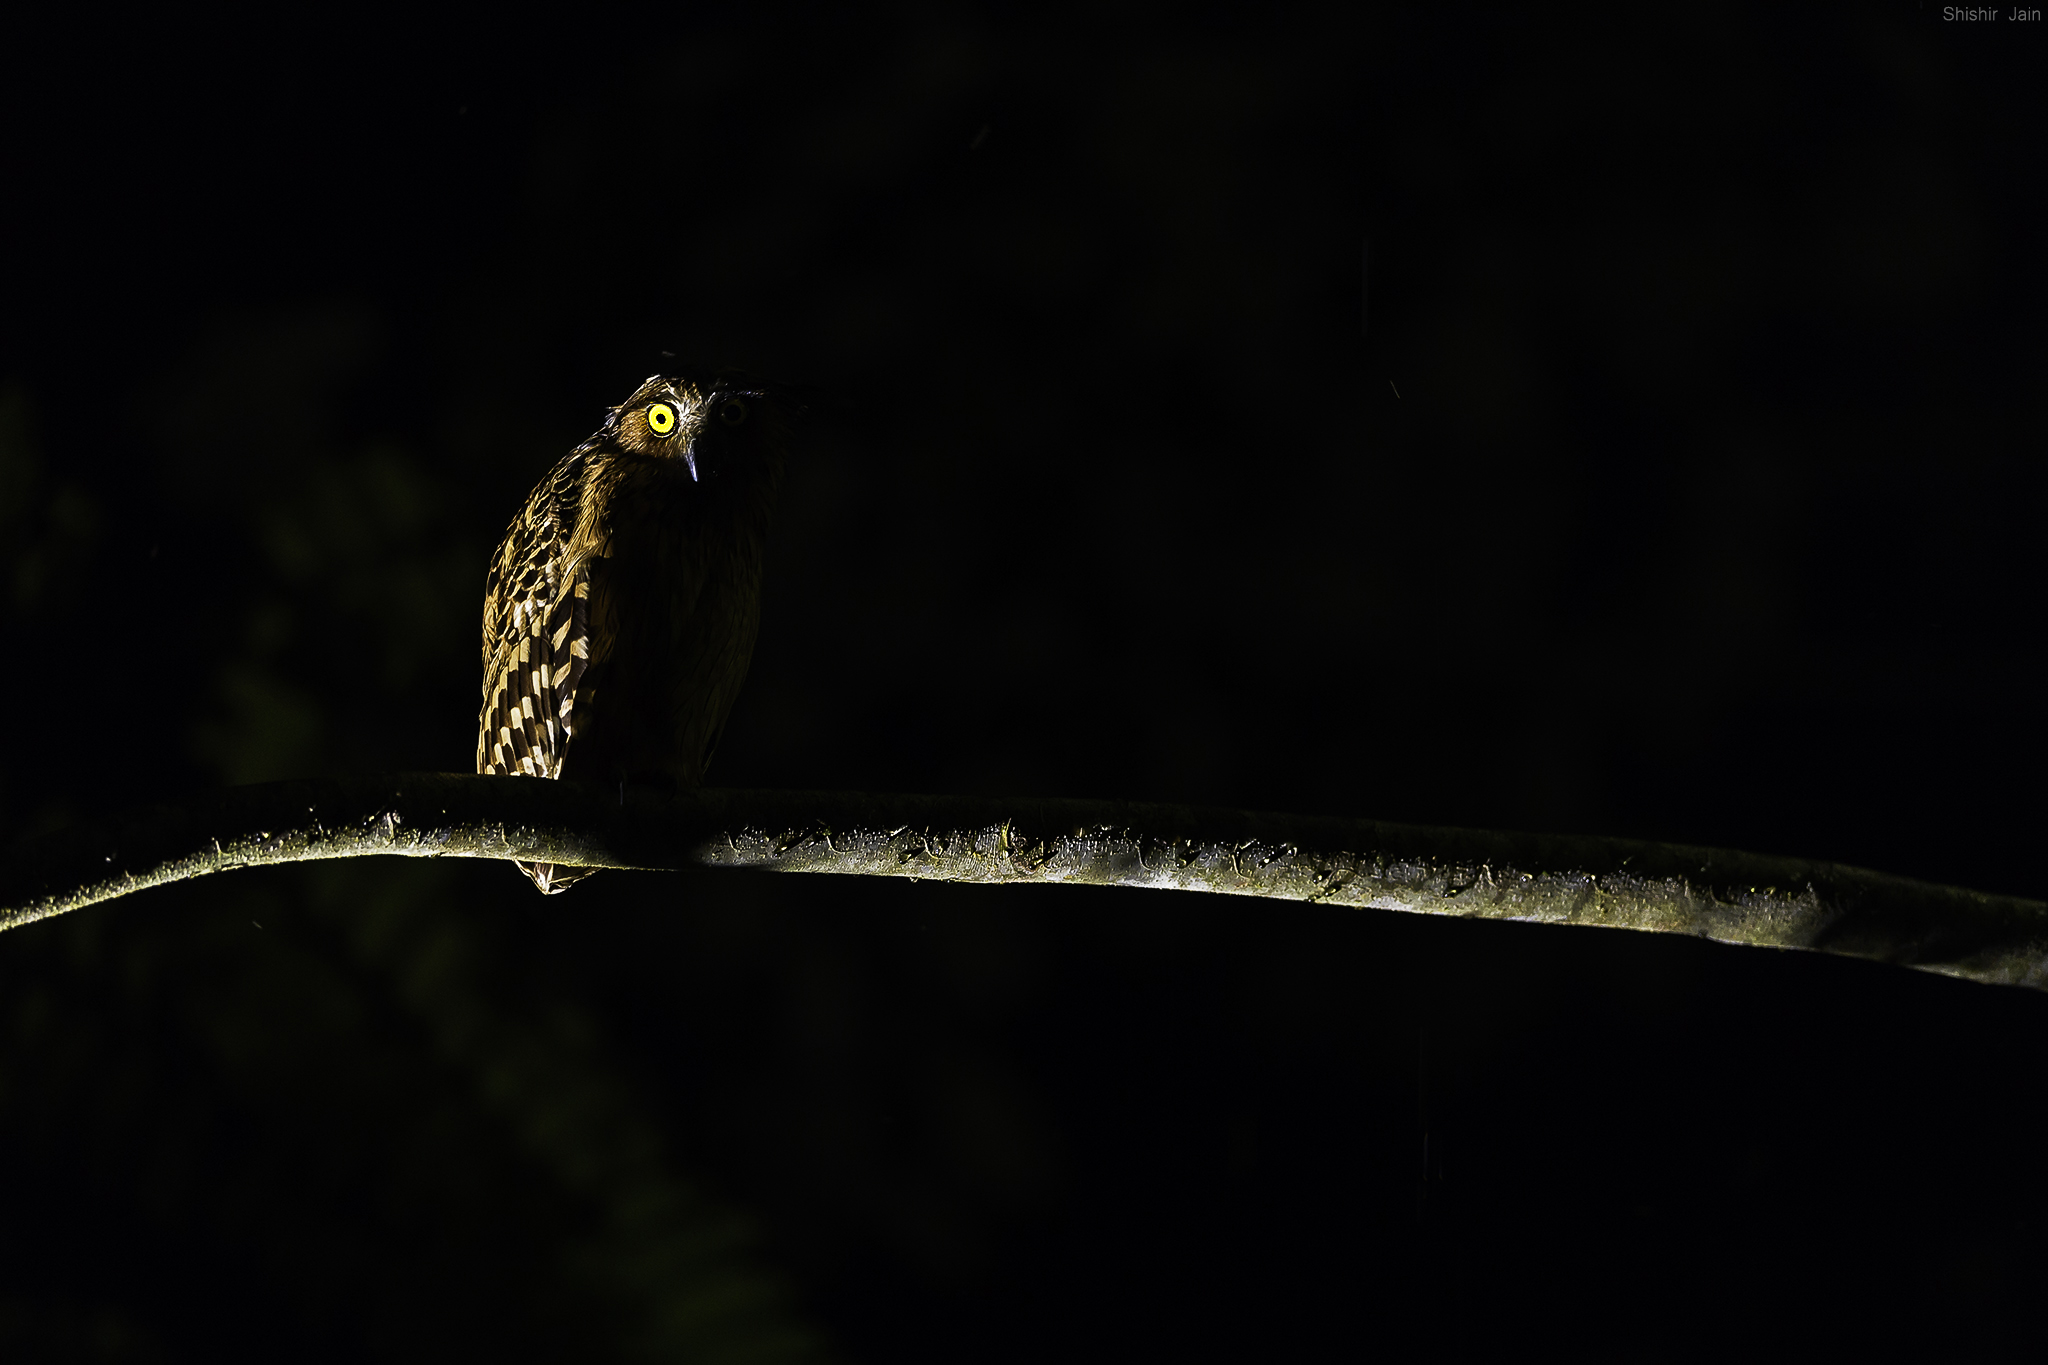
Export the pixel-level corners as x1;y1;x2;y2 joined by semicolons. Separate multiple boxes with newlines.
681;441;700;482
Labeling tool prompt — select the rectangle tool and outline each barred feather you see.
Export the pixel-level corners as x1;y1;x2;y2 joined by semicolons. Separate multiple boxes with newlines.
477;443;599;893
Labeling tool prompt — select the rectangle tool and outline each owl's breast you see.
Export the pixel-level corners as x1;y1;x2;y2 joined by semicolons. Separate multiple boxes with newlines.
568;468;771;784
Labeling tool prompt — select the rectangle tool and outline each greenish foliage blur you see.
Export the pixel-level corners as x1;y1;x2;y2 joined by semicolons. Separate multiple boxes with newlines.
0;4;2041;1360
0;366;827;1359
0;863;818;1362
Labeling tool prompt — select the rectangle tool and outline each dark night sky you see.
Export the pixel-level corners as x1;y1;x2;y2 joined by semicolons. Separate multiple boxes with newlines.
0;6;2042;1361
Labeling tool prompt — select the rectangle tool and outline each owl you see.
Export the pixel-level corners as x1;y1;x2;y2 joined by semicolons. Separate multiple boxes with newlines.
478;372;789;893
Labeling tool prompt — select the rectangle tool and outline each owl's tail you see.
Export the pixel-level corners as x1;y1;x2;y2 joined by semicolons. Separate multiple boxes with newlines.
517;860;599;895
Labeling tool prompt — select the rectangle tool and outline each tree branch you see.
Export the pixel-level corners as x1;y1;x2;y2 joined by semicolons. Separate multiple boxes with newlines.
4;774;2042;990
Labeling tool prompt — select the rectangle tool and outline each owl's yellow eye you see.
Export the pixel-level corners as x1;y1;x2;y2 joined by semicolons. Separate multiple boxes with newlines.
645;402;678;437
719;399;749;427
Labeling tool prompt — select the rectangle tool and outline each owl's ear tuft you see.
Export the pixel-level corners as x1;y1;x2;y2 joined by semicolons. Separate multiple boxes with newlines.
772;383;825;424
711;369;820;425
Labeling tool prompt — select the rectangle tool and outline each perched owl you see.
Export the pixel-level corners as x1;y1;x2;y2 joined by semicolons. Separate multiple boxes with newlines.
478;373;788;893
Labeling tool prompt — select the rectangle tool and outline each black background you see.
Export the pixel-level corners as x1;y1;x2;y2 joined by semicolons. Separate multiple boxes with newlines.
0;4;2041;1360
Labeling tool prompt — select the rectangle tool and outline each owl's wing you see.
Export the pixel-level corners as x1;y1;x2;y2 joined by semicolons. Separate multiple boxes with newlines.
478;449;594;779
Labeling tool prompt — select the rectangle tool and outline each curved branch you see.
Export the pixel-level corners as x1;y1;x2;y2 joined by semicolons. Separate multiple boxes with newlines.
3;774;2042;991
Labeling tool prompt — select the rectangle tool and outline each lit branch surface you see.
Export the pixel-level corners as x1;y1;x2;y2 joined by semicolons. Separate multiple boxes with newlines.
3;775;2042;990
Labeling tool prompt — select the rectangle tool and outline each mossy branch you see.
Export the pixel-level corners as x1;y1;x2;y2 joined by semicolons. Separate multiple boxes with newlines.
3;773;2042;990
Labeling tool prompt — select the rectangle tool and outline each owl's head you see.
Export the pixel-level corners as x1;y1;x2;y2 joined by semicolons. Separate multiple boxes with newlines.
607;372;789;486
